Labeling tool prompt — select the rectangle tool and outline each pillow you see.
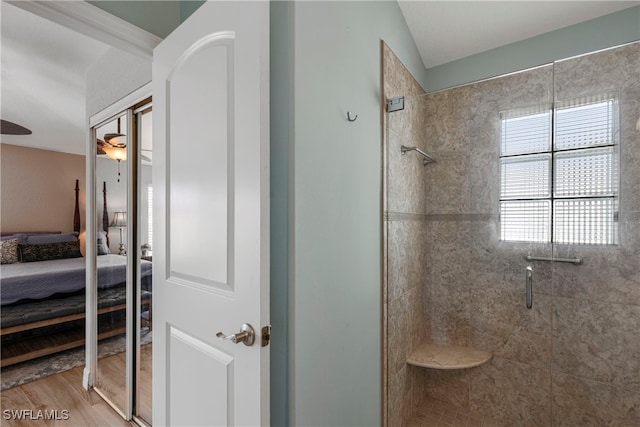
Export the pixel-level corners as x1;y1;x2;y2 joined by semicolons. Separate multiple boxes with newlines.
97;231;110;255
20;241;83;262
23;231;61;235
0;233;27;244
0;239;19;264
26;232;78;245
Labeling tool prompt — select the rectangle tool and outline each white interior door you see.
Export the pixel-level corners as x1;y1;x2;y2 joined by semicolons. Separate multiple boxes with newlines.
152;2;269;425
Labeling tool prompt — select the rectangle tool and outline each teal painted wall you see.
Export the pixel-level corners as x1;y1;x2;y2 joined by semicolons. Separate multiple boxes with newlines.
289;2;424;425
424;5;640;92
89;1;203;35
270;2;293;426
88;1;180;38
179;1;205;22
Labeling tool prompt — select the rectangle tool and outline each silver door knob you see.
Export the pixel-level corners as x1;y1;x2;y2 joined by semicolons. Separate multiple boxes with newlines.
216;323;255;346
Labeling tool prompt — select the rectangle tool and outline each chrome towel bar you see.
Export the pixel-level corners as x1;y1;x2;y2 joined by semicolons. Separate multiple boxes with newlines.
524;255;582;265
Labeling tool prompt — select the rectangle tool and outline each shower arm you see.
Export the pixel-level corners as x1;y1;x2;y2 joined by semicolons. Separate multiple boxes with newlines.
400;145;435;165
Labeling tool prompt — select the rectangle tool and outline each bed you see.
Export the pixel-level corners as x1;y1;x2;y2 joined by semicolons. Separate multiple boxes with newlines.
0;180;152;367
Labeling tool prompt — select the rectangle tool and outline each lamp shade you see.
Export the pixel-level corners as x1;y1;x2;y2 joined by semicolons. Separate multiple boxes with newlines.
110;211;127;228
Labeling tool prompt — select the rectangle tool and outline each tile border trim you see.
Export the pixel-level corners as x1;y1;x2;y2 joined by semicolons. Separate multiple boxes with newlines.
385;211;497;222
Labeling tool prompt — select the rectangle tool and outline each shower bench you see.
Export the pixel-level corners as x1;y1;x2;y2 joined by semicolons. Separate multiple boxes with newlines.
407;342;492;370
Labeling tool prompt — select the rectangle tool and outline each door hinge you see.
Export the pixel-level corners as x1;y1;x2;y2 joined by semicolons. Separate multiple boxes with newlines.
261;325;271;347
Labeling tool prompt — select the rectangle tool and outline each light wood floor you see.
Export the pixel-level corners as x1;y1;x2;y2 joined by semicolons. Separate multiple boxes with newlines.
94;343;152;423
0;365;131;427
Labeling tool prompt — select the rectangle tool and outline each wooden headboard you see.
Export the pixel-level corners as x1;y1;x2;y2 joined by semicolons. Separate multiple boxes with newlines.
102;181;110;246
74;179;80;233
72;180;109;245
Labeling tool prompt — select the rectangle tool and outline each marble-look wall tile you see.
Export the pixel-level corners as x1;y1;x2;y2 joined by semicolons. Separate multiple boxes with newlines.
553;297;640;389
387;220;428;301
551;245;640;306
419;44;639;427
383;42;426;99
387;130;428;215
408;284;428;351
620;395;640;427
467;219;554;296
388;291;411;377
620;84;640;216
387;95;429;147
554;43;640;246
382;42;430;427
423;368;470;409
469;149;500;214
553;43;640;100
468;66;553;215
425;220;471;287
424;153;471;214
469;287;552;369
388;365;414;427
425;86;472;156
425;281;471;346
469;357;551;427
423;87;472;215
388;286;427;379
552;372;638;427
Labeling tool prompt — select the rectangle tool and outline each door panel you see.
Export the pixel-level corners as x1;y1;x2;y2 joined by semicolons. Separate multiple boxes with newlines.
168;36;234;288
153;2;269;425
169;326;233;426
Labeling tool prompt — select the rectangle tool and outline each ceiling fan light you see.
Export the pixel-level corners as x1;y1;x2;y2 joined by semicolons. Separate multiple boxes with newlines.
103;145;127;161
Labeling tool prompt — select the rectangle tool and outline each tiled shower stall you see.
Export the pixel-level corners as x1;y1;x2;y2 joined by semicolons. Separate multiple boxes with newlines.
382;42;640;426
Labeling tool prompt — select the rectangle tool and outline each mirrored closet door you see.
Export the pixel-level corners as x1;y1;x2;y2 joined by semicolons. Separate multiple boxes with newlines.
94;111;129;415
135;104;153;424
90;97;152;424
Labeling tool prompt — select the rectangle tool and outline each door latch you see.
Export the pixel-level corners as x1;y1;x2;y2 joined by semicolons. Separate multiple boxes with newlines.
261;325;271;347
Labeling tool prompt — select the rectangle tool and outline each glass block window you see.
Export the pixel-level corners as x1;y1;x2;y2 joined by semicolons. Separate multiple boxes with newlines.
499;93;618;245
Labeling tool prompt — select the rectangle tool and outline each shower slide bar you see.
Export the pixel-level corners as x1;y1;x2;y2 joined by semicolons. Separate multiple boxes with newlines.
524;255;582;265
400;145;435;166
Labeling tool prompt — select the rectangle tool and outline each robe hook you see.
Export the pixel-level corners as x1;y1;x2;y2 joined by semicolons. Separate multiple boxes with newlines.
347;111;358;122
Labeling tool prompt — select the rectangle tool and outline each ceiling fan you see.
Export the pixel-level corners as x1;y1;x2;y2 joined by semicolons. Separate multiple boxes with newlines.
97;134;152;163
1;119;32;135
97;134;126;158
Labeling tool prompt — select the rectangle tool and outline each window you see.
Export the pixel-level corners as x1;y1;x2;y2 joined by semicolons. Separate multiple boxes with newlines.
500;93;618;245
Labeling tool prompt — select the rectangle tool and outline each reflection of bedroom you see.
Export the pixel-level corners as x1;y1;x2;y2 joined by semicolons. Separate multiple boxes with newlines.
0;105;137;368
0;2;153;422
